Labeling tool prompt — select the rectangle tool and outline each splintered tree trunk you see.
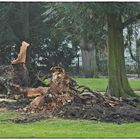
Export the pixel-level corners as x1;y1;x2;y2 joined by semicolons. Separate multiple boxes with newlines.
106;14;136;97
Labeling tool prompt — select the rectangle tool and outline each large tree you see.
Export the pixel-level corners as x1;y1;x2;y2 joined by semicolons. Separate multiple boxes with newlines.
43;2;140;97
43;3;106;77
106;13;134;97
103;3;140;97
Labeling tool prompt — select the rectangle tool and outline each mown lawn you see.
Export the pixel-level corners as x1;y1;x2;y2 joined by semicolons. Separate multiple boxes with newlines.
75;78;140;91
45;78;140;91
0;110;140;138
0;78;140;138
74;78;108;91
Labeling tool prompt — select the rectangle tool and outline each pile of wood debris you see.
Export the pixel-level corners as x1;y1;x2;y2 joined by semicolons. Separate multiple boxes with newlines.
9;66;140;123
23;66;74;113
0;65;140;123
0;41;140;123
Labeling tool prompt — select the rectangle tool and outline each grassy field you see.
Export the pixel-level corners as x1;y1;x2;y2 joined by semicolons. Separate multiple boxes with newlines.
45;78;140;91
75;78;140;91
0;78;140;138
0;110;140;138
74;78;108;91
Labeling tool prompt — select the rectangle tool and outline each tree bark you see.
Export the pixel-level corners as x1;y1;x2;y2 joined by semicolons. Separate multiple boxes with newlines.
136;41;140;78
81;48;97;78
106;14;136;97
80;38;98;78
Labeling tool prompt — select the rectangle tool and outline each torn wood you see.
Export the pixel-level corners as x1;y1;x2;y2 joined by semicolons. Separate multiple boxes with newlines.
25;87;49;97
11;41;30;64
50;66;71;95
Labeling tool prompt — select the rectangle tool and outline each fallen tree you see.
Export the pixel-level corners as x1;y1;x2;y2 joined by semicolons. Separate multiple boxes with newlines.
0;41;140;123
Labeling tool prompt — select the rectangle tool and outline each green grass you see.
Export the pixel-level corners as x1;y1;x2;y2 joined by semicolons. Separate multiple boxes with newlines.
75;78;140;91
0;109;19;121
45;78;140;91
129;80;140;91
0;113;140;138
0;78;140;138
75;78;108;91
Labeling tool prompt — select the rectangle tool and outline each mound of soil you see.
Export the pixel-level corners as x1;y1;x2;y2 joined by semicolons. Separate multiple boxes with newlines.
53;95;140;123
1;94;140;124
1;91;139;124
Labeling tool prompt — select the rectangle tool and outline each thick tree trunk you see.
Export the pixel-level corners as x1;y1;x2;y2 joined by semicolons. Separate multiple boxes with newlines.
80;38;98;78
136;43;140;78
81;48;97;78
106;14;136;97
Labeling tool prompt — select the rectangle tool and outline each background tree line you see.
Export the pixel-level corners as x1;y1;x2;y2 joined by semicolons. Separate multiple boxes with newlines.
0;2;140;97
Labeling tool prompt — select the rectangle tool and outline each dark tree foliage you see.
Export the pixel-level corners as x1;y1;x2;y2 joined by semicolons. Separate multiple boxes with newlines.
0;2;76;78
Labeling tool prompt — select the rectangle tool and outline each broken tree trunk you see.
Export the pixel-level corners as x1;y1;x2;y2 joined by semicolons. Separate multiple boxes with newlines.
11;41;30;86
49;66;71;95
12;64;30;87
0;41;30;96
11;41;30;64
24;66;73;113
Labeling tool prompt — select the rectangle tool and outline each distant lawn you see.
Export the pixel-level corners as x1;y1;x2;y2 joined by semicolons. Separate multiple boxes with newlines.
74;78;108;91
45;78;140;92
0;110;140;138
